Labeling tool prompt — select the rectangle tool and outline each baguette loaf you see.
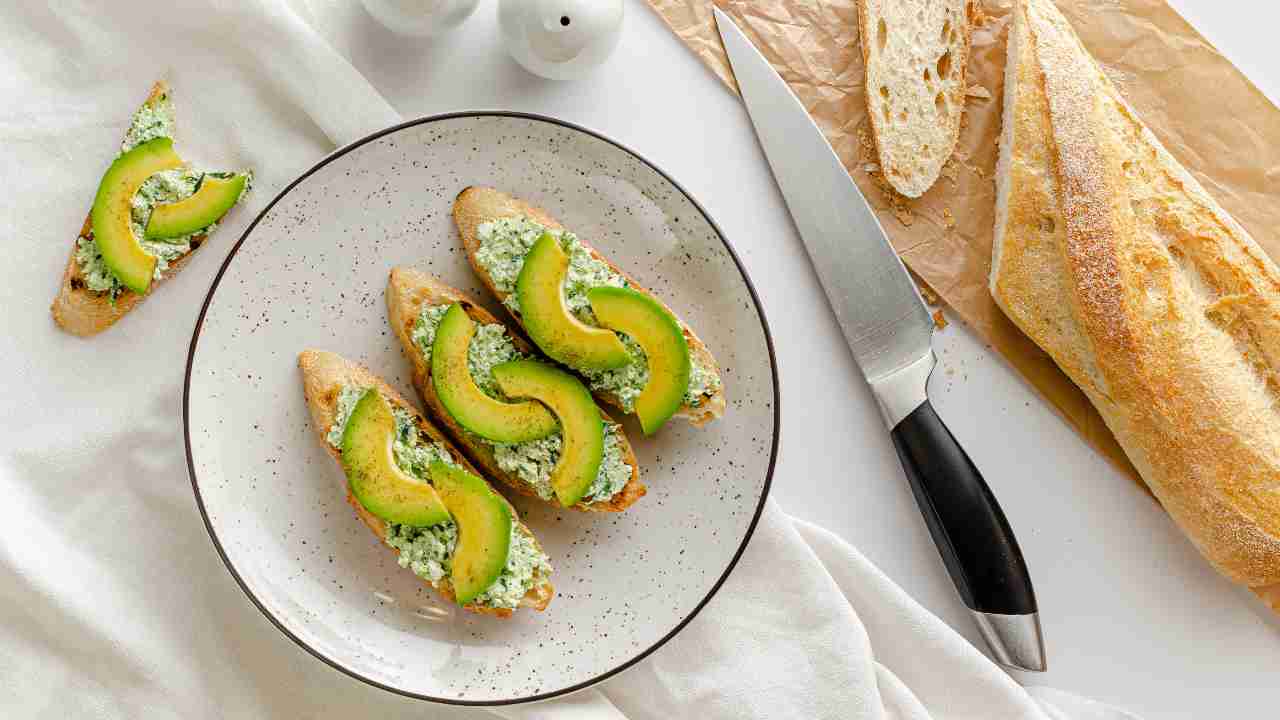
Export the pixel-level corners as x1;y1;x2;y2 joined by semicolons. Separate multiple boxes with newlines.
298;349;554;616
856;0;971;197
385;267;646;512
454;186;726;426
991;0;1280;599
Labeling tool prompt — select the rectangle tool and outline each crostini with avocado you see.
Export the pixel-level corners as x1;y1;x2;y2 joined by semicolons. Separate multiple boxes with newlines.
51;81;252;337
452;187;725;432
385;267;645;512
298;349;554;616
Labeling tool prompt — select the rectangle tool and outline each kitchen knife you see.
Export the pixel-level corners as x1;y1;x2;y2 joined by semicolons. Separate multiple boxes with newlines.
714;8;1045;672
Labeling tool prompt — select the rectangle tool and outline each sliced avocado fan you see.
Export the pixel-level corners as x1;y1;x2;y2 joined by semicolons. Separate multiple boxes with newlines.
340;390;451;527
429;460;513;605
431;303;559;443
146;172;250;240
515;233;630;371
491;359;604;507
90;137;184;294
588;286;691;435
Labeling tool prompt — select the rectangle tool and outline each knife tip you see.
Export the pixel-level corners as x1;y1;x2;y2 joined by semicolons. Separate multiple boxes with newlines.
711;5;731;30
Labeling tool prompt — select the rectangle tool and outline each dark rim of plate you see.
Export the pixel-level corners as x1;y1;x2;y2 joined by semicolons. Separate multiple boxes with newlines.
182;111;780;707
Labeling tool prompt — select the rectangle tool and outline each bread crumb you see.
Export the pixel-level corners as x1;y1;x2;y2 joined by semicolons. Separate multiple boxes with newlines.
858;120;915;225
940;159;960;184
891;199;914;227
915;275;941;306
969;2;988;27
856;125;876;157
942;208;956;229
933;310;948;329
966;85;992;100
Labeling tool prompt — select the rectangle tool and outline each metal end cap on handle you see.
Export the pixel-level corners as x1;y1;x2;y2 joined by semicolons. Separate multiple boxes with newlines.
971;611;1047;672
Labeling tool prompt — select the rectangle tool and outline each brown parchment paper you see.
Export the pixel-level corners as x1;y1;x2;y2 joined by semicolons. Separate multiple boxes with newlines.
646;0;1280;490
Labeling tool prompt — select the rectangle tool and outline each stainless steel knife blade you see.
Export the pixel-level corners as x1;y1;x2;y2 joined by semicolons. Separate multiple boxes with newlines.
715;7;1046;672
714;7;936;428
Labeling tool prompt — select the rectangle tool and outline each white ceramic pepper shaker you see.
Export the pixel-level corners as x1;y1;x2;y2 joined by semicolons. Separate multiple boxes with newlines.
362;0;481;37
499;0;624;80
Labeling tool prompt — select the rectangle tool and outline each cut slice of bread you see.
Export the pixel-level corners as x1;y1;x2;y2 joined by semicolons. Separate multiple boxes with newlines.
453;186;726;427
386;267;646;512
857;0;971;197
298;349;554;617
51;81;248;337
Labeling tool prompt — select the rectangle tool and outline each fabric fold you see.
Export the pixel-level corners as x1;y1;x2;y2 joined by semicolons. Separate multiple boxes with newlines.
544;503;1125;720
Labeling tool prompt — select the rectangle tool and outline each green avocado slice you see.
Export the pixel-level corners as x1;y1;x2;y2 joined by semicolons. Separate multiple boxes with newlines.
145;172;249;240
515;233;630;371
90;137;184;294
587;287;691;435
491;359;603;507
340;390;451;527
428;460;513;605
432;303;559;443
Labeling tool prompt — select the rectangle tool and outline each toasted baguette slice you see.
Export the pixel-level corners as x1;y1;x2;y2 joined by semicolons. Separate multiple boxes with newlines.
52;81;247;337
857;0;970;197
298;349;554;617
453;186;726;426
386;267;646;512
990;0;1280;596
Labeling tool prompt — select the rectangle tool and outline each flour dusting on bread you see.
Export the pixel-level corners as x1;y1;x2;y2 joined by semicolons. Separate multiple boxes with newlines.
990;0;1280;590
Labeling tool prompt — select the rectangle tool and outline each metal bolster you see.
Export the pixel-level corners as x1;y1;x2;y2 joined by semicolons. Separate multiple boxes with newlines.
867;351;935;428
970;611;1047;672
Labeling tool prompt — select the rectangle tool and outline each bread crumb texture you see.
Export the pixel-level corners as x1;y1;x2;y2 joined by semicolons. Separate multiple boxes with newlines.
859;0;970;197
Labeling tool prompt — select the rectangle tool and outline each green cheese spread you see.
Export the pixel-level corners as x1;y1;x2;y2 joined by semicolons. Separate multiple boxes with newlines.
473;217;721;409
75;93;252;299
327;385;550;610
413;304;634;504
120;101;175;151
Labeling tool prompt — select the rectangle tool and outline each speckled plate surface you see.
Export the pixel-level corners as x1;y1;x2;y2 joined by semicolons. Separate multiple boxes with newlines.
184;112;777;705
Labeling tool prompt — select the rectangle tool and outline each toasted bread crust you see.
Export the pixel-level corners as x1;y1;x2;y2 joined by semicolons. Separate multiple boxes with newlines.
52;214;208;336
386;267;646;512
297;349;554;616
452;186;726;427
990;0;1280;591
50;81;228;337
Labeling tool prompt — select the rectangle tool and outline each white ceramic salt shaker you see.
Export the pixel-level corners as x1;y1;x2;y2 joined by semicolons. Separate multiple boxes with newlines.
362;0;481;37
499;0;624;80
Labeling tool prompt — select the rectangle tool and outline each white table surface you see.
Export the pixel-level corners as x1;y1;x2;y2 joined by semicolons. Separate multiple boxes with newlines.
305;1;1279;716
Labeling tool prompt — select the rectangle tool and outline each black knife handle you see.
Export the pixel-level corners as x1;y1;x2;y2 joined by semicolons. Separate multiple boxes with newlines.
889;399;1037;615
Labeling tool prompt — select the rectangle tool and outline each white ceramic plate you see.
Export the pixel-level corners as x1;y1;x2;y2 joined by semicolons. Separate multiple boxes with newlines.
185;113;777;705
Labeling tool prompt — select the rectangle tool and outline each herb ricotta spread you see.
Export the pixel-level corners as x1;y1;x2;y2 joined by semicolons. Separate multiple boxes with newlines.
473;217;720;409
327;385;550;610
413;304;634;504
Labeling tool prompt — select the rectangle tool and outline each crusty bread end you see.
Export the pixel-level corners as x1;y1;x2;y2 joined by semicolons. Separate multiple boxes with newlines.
990;0;1280;591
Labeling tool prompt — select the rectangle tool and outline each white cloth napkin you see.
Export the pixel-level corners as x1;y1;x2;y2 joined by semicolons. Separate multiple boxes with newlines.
0;2;1138;718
